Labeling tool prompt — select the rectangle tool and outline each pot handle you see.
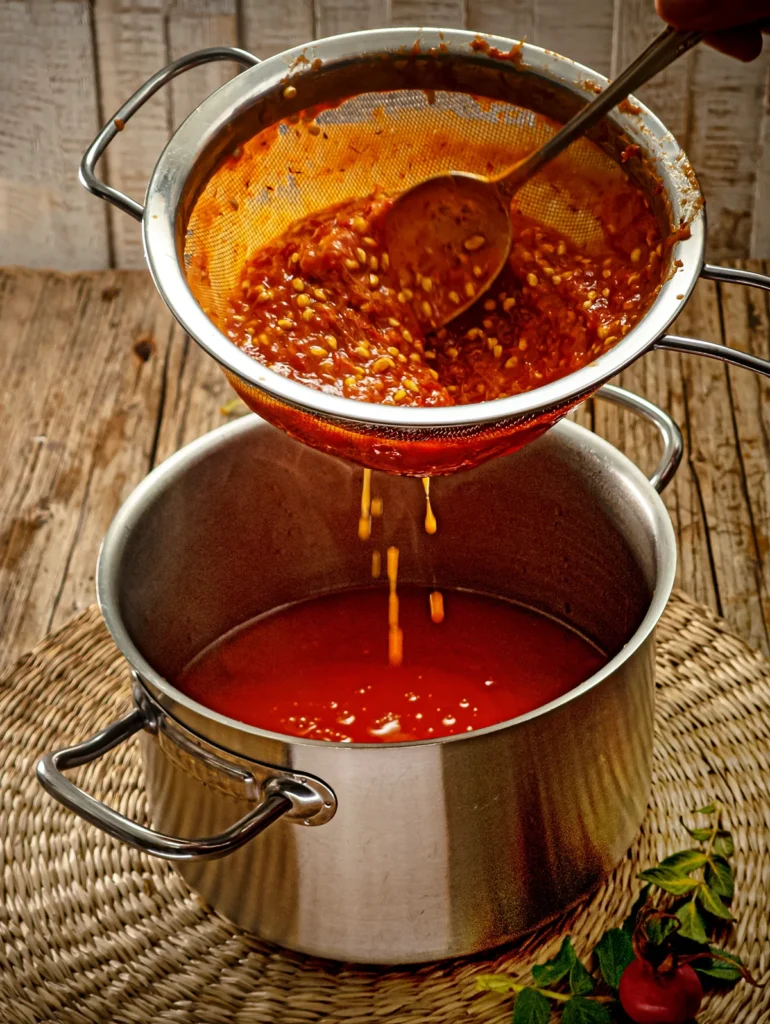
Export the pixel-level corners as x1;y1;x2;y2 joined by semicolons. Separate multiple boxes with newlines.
36;704;326;861
595;384;683;493
654;263;770;379
80;46;260;221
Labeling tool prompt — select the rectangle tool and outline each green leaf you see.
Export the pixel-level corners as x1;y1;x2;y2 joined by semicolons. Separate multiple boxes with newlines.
713;830;735;858
695;948;744;983
595;929;635;989
532;937;576;987
658;849;709;874
637;866;701;896
675;898;709;944
646;915;677;946
623;885;650;935
561;996;613;1024
693;803;716;815
569;957;595;996
680;817;713;843
705;856;734;899
697;883;734;921
475;974;519;993
512;987;551;1024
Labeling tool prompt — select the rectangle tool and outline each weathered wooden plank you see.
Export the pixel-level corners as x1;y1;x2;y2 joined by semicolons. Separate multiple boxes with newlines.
674;275;768;648
314;0;389;39
592;301;720;618
467;0;621;98
151;325;243;466
717;259;770;654
165;0;240;125
610;0;694;145
388;1;465;29
595;274;769;652
688;47;770;259
466;0;534;41
239;0;314;58
0;269;174;667
3;0;770;267
533;0;614;76
0;0;110;270
749;68;770;259
93;0;169;269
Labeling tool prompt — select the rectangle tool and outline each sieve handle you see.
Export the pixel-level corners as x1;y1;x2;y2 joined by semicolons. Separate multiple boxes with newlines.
80;47;260;221
655;264;770;379
595;384;683;493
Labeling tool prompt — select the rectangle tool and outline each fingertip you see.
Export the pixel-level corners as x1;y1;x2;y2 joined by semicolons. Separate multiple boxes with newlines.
705;27;765;62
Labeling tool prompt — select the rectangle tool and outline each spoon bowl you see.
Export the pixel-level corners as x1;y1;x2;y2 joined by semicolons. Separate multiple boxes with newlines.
385;25;703;329
384;172;512;328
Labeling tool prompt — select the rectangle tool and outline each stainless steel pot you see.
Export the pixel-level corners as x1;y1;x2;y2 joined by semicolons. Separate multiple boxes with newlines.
37;386;680;963
78;31;770;475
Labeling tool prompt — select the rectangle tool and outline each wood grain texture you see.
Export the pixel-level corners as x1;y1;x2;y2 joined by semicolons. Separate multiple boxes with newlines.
240;0;314;59
3;267;770;671
687;48;770;259
388;0;465;29
314;0;389;38
592;311;721;616
92;0;169;269
673;275;768;650
750;75;770;258
534;0;614;76
611;0;694;146
165;0;239;126
466;0;535;41
467;0;614;73
0;0;110;270
593;266;770;655
0;269;174;666
3;0;770;265
718;260;770;651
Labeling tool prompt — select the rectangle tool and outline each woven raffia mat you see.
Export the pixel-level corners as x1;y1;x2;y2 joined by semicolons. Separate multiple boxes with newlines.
1;592;769;1024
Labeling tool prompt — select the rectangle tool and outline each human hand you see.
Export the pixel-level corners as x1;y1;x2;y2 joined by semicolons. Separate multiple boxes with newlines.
656;0;770;60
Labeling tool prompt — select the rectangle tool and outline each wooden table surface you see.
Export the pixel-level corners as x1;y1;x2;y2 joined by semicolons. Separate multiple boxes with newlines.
2;264;770;673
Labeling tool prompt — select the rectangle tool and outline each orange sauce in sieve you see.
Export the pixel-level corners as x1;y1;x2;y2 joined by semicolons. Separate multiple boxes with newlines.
175;587;606;743
224;188;662;408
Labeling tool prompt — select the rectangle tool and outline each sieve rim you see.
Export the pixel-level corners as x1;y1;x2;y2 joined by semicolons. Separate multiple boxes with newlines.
143;27;705;430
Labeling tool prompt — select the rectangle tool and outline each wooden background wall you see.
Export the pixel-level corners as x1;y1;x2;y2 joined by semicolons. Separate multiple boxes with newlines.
2;0;770;270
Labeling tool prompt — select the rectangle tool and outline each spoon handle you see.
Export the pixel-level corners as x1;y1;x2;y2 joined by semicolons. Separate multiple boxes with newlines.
495;25;703;197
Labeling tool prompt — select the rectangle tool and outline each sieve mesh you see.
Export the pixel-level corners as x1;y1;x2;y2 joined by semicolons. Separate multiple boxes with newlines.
170;39;690;476
185;88;652;331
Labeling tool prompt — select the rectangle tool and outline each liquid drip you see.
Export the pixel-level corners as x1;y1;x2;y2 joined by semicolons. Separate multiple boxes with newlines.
429;590;444;623
358;468;372;541
422;478;437;534
387;545;403;667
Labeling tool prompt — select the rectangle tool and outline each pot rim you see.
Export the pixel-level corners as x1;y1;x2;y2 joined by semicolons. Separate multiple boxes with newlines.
97;414;677;751
143;26;705;431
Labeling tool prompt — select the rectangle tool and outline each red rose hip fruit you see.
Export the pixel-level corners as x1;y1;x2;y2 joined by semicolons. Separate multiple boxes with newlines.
619;957;703;1023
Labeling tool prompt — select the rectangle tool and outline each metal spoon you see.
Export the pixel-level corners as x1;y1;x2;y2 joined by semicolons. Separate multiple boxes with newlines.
385;26;703;329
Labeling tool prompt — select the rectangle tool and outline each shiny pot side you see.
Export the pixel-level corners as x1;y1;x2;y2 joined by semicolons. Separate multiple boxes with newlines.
40;387;678;963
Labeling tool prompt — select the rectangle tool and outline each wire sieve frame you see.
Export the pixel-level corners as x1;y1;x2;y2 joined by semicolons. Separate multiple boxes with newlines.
137;30;704;434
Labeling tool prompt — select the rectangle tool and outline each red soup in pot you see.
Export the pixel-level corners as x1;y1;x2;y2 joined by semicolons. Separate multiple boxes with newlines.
176;586;606;743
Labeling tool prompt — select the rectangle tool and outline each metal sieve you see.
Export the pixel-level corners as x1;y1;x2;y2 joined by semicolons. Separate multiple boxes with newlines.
82;30;770;475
